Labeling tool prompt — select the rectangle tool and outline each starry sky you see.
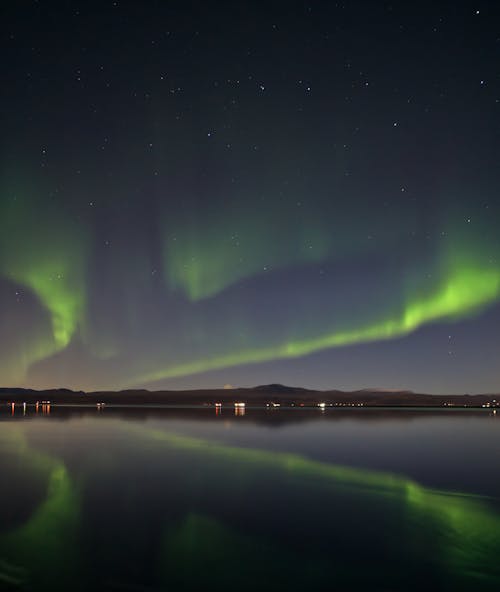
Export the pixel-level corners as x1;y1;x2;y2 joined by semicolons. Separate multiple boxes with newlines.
1;0;500;394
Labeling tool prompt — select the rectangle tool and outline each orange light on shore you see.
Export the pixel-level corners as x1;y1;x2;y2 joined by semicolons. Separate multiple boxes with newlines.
234;402;246;416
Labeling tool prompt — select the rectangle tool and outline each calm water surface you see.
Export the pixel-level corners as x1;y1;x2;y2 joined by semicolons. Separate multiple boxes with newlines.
0;406;499;591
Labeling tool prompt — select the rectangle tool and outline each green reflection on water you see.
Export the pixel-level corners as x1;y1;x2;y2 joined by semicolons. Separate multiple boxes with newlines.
0;428;80;591
161;513;340;590
0;420;498;591
138;423;500;589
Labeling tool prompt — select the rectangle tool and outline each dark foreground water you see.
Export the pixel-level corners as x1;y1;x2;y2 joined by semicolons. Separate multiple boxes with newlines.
0;406;499;591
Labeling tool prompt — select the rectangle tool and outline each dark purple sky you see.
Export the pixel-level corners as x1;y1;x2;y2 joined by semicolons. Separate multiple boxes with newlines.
1;0;499;393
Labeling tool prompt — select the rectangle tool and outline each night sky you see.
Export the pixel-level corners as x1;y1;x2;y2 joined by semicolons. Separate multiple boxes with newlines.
1;1;500;393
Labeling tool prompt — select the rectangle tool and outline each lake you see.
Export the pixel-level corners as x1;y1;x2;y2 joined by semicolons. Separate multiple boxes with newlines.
0;405;499;591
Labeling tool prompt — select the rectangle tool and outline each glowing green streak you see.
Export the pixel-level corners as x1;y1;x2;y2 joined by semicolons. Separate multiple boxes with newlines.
164;202;331;300
6;260;85;349
140;258;500;383
167;234;327;301
163;194;418;302
0;186;87;377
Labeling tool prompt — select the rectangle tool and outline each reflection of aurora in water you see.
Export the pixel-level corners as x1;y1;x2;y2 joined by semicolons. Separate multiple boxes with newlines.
0;420;499;591
0;429;80;591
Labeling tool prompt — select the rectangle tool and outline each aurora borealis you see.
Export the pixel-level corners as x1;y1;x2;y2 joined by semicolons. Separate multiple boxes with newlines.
2;1;500;392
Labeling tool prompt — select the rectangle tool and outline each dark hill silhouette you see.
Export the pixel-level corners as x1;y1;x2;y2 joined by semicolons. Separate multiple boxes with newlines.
251;383;315;393
0;385;497;407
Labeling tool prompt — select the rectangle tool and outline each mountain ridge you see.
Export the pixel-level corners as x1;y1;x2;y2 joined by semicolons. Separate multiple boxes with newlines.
0;384;497;407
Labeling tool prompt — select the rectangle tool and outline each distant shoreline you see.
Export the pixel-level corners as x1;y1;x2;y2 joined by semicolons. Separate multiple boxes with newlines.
0;384;498;409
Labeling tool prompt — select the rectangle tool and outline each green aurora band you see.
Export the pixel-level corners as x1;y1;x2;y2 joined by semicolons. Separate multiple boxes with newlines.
163;196;419;302
140;248;500;383
0;177;499;388
164;200;332;301
0;186;87;378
